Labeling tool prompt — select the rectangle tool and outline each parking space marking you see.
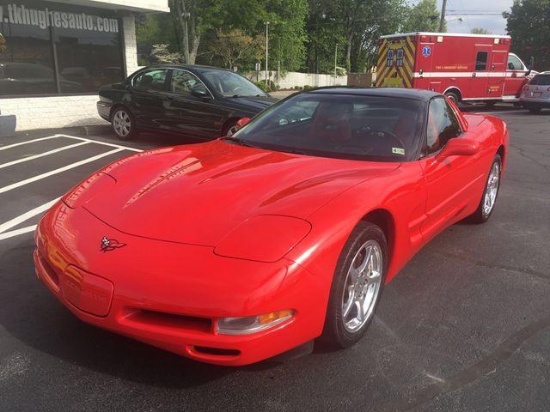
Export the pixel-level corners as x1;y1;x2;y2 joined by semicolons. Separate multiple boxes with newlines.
0;134;66;151
0;142;90;170
0;134;144;241
0;198;60;238
0;148;123;195
57;134;143;153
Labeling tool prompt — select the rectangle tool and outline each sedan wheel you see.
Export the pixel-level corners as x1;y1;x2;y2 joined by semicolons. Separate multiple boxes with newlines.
470;154;502;223
111;107;137;140
322;222;387;348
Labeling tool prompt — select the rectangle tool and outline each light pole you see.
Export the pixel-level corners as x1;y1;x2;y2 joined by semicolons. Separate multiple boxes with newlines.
265;21;270;83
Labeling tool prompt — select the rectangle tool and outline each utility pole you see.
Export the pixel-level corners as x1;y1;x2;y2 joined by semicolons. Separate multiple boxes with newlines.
265;21;270;83
439;0;447;32
334;44;338;84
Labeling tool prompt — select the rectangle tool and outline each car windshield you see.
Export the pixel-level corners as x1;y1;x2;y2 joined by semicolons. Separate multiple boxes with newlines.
232;93;426;162
202;70;267;97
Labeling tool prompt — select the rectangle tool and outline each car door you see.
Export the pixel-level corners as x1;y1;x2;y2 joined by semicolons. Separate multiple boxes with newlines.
128;68;171;131
419;97;483;240
504;53;529;98
164;69;229;138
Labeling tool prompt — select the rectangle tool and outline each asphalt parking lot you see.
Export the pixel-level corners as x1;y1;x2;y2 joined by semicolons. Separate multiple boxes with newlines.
1;107;549;411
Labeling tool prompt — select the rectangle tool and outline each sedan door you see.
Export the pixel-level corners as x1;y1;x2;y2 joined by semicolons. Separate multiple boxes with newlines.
127;68;171;132
419;97;487;241
163;69;229;138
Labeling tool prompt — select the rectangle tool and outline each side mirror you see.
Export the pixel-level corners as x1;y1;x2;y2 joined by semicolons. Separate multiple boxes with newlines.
436;138;479;161
191;87;209;99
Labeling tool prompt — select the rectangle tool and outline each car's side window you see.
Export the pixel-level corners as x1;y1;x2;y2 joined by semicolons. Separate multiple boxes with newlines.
132;69;169;91
171;69;208;97
507;54;524;71
425;97;462;154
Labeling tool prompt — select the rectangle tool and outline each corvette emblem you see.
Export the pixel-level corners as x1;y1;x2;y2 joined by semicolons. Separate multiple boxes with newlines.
100;236;126;252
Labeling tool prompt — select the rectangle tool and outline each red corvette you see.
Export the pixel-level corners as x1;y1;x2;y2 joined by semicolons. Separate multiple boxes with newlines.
34;88;508;366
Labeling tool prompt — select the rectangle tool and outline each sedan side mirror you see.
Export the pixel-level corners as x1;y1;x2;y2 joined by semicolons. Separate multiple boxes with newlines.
436;138;479;161
191;87;209;99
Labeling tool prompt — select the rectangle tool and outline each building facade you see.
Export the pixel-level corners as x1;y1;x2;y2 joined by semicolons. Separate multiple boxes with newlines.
0;0;169;131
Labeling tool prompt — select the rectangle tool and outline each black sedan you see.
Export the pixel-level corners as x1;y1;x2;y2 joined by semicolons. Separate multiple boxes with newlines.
97;65;276;140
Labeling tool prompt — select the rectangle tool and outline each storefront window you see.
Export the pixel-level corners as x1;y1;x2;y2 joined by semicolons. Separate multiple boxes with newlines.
0;1;124;96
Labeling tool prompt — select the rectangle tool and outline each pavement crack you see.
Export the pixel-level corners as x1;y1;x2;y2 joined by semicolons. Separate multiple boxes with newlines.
385;315;550;412
434;250;549;282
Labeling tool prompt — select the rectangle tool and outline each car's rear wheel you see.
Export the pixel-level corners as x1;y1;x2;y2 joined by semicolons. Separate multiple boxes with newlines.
322;222;387;348
111;107;137;140
470;154;502;223
444;91;460;105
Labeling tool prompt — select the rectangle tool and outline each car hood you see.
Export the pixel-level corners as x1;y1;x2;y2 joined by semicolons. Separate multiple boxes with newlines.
83;141;399;245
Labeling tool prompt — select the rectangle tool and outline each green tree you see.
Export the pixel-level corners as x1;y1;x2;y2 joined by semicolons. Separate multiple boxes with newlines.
470;27;492;34
209;29;264;69
305;0;407;73
402;0;441;32
504;0;550;69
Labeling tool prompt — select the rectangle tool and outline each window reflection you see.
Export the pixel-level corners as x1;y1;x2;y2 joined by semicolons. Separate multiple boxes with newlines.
0;2;124;96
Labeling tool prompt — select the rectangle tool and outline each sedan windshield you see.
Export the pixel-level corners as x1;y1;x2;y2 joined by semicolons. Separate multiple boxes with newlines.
202;70;267;97
232;93;426;161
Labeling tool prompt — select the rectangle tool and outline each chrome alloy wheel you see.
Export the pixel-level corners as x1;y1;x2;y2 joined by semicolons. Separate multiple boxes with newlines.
113;109;132;137
341;239;383;333
483;160;500;217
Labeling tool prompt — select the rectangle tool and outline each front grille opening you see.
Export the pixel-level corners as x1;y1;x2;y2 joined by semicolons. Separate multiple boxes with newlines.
127;309;212;333
193;346;241;357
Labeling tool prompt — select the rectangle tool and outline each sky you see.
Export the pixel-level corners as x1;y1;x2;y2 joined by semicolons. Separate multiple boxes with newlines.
434;0;515;35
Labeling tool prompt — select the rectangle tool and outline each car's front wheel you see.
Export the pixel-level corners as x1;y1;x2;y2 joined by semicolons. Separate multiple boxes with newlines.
470;154;502;223
322;222;387;348
111;107;137;140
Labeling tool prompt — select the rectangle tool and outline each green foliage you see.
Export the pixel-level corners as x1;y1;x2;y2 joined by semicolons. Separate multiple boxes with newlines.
504;0;550;69
401;0;441;33
470;28;492;35
256;79;277;92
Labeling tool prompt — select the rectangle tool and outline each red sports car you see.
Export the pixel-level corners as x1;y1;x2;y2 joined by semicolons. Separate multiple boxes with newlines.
34;88;508;366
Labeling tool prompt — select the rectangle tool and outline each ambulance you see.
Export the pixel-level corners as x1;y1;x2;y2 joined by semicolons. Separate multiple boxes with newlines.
375;32;533;105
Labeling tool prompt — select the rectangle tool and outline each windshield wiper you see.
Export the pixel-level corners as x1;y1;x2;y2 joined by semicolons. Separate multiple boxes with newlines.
221;136;255;147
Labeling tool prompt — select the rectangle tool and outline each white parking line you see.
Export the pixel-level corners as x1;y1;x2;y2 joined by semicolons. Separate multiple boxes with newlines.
0;198;59;235
0;141;89;170
0;148;123;195
0;134;66;151
57;134;143;152
0;134;144;241
0;226;37;241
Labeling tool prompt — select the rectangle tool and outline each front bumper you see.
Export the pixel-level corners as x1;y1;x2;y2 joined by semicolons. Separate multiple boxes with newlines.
96;101;112;122
34;202;326;366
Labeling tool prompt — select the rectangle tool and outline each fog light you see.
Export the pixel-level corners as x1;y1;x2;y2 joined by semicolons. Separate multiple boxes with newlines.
216;309;294;335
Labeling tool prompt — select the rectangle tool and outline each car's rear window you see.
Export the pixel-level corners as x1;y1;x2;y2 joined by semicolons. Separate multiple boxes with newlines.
530;74;550;86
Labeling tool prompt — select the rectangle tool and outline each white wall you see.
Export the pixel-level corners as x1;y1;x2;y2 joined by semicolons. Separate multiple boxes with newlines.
0;96;105;131
252;71;348;89
46;0;170;12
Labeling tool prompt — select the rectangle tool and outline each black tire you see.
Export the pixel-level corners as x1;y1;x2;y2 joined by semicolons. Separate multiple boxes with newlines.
111;106;137;140
528;106;542;114
322;221;387;348
470;154;502;224
445;91;460;105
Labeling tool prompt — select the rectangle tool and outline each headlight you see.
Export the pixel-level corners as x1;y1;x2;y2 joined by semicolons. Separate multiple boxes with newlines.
214;215;311;262
62;172;116;208
216;309;294;335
